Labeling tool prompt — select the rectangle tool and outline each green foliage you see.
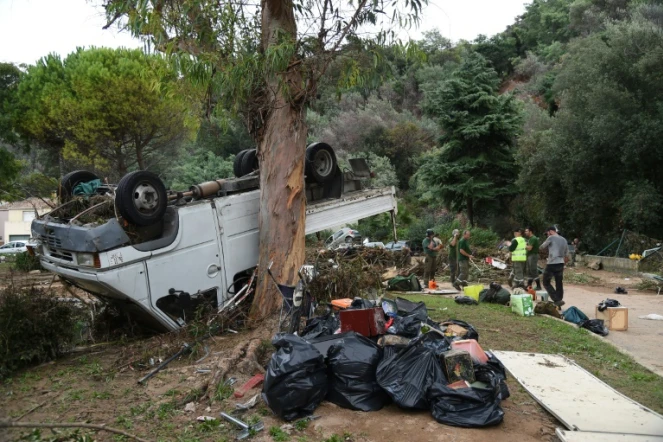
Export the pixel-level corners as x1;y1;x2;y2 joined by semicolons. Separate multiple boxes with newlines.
0;286;85;379
416;51;523;226
518;7;663;246
269;426;290;441
0;62;22;145
16;48;196;178
167;150;235;190
0;147;22;200
13;252;42;272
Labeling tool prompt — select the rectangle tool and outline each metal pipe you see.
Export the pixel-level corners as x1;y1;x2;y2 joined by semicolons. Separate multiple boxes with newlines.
615;229;627;257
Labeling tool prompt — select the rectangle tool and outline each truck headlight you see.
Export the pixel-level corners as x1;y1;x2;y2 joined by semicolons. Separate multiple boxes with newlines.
78;253;100;268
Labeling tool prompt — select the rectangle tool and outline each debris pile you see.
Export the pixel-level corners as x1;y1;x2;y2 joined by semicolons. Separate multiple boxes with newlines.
262;296;510;428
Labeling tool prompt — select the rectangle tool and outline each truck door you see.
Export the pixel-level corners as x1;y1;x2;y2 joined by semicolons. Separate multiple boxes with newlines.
146;203;224;326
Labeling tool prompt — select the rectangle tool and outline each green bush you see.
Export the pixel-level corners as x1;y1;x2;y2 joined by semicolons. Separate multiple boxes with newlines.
0;286;85;379
13;252;42;272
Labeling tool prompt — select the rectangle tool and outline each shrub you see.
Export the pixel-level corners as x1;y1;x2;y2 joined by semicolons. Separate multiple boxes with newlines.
0;286;85;379
13;252;42;272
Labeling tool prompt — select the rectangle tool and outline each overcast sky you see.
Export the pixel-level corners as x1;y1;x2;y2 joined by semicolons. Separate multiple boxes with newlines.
0;0;530;66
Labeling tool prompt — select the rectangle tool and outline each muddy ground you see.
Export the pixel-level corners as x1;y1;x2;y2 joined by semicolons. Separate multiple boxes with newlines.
0;263;660;441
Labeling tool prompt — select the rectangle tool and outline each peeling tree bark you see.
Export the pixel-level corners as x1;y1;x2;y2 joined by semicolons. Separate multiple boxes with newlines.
249;0;307;320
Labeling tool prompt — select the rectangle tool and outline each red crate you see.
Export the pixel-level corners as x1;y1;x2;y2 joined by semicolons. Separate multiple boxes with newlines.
339;307;385;337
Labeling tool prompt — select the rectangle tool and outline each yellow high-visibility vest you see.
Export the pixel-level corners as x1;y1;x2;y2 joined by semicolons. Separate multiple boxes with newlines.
512;237;527;262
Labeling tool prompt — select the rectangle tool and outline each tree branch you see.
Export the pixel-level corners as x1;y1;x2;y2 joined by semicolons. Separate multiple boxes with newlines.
0;421;151;442
315;0;369;82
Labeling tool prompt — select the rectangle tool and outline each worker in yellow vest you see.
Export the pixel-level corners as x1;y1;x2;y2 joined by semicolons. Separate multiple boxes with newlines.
508;228;527;288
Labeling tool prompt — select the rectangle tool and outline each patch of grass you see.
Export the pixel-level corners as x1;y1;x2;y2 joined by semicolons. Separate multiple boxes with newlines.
213;381;234;402
564;271;600;285
92;390;111;399
182;387;204;403
164;388;180;397
197;418;221;434
269;426;290;441
67;389;87;401
398;294;663;413
636;279;661;292
130;402;151;416
115;415;133;430
156;400;178;420
323;435;343;442
294;419;309;432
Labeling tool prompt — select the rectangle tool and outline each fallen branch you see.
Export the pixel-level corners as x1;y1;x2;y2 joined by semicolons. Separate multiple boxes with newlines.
0;421;151;442
15;402;47;421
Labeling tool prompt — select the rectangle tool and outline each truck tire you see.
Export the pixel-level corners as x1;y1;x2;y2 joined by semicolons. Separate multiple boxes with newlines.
305;142;337;184
115;171;168;226
240;149;259;176
233;149;250;177
58;170;99;201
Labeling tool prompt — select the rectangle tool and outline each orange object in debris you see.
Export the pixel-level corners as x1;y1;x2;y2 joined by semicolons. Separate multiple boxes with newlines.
331;298;353;310
527;286;537;301
451;339;489;364
428;280;438;289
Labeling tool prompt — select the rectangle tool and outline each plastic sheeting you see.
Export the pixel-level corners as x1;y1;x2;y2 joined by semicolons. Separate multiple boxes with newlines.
327;332;389;411
262;334;328;421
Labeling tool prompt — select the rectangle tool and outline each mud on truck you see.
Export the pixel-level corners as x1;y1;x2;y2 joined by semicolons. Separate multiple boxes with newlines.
30;143;397;332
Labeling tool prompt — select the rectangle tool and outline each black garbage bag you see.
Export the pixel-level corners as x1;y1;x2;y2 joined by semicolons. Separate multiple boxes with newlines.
454;295;479;305
327;332;390;411
598;298;621;312
428;378;504;428
350;298;375;309
262;334;329;421
302;312;340;340
479;285;511;305
441;319;479;341
475;352;510;400
395;297;428;321
581;319;609;336
386;314;420;338
419;331;452;356
376;333;447;409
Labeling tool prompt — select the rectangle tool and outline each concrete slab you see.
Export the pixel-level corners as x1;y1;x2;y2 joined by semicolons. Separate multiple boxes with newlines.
556;428;663;442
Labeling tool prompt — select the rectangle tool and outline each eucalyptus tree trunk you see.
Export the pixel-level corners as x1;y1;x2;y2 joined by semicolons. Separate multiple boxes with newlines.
250;0;307;319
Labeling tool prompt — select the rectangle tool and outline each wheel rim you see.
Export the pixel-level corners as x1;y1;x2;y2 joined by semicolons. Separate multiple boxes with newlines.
133;182;159;213
313;149;333;177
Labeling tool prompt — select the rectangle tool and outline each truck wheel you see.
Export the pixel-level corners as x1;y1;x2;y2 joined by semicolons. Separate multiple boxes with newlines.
240;149;259;176
306;142;337;184
58;170;99;201
233;150;250;177
115;171;167;226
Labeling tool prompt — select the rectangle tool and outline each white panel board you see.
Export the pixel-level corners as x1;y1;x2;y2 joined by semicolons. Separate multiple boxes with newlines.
492;351;663;436
556;428;663;442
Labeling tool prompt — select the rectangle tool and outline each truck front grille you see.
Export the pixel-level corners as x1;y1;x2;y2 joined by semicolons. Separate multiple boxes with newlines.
41;233;62;249
46;248;73;262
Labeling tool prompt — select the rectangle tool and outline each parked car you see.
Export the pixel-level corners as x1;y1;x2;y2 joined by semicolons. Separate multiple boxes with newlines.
0;240;28;255
325;227;362;249
385;240;409;252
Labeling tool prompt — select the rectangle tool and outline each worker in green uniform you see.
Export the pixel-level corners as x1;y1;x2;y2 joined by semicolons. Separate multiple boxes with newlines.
525;226;541;290
508;228;527;288
422;229;442;283
448;229;460;285
454;230;473;290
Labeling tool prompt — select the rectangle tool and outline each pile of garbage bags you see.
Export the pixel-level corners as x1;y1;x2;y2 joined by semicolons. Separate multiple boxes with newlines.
262;297;510;428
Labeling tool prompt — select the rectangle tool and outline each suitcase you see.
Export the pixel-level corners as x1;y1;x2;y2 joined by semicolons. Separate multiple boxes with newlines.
339;307;386;337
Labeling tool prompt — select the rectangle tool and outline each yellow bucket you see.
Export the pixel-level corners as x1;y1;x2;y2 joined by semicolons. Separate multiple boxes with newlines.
463;285;483;302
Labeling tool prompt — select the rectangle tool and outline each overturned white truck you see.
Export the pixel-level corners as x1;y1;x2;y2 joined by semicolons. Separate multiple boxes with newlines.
31;143;397;331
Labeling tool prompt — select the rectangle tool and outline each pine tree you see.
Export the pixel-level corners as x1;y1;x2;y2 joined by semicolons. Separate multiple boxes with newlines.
417;51;522;226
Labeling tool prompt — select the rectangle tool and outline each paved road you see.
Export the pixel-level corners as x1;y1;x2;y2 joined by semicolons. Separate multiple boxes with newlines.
562;284;663;377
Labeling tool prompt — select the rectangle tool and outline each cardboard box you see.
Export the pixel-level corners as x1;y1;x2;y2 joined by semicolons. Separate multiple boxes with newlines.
595;306;628;331
339;307;386;337
511;294;534;317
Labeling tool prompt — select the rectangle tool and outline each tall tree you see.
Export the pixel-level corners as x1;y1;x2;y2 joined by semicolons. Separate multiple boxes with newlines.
102;0;425;318
16;48;195;179
0;63;22;146
517;6;663;245
416;51;522;226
